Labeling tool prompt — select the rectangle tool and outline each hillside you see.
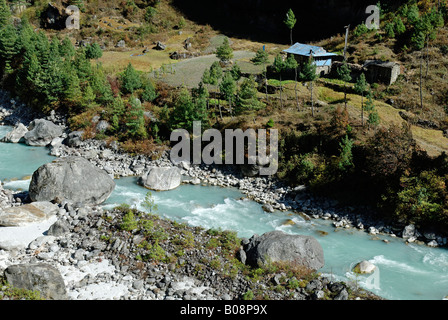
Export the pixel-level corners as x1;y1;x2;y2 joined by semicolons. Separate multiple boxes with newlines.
1;0;448;232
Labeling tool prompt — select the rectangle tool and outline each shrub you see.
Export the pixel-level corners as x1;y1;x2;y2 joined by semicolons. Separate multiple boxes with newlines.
121;210;138;231
242;290;254;300
353;23;369;37
395;170;448;226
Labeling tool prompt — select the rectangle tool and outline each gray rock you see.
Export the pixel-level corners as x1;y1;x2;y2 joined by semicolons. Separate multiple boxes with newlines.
4;263;67;300
65;131;84;147
241;164;259;177
29;156;115;206
427;240;438;247
47;220;70;237
116;40;126;48
96;120;110;133
262;203;275;213
243;230;325;271
0;201;59;227
139;167;181;191
155;41;166;50
353;260;376;274
24;119;63;146
334;288;349;300
402;224;416;240
1;123;28;143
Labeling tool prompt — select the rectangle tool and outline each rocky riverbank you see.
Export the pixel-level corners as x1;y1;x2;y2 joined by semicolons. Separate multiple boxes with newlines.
1;89;446;247
0;91;443;300
0;198;382;300
47;133;448;249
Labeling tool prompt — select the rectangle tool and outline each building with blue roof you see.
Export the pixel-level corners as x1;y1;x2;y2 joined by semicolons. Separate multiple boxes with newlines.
283;42;340;76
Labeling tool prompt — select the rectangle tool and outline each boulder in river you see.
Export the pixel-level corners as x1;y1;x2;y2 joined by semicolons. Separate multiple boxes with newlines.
353;260;376;274
24;119;63;146
242;230;325;271
1;123;28;143
139;167;181;191
28;156;115;206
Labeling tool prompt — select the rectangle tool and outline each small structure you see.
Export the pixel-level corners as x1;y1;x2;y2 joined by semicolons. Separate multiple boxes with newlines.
283;42;340;76
363;60;401;85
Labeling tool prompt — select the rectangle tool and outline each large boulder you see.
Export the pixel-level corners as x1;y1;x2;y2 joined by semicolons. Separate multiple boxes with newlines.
243;230;325;271
24;119;63;146
0;201;59;227
139;167;181;191
1;123;28;143
4;263;67;300
28;156;115;206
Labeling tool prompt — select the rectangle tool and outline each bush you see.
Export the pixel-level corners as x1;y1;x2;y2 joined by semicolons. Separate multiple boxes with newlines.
242;290;254;300
353;23;369;37
121;210;138;231
395;170;448;226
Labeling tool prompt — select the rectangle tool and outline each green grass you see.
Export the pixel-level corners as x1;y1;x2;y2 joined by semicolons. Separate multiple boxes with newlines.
153;51;256;88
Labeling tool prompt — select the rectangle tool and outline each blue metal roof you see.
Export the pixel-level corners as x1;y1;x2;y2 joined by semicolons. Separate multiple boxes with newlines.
283;43;338;57
314;59;333;67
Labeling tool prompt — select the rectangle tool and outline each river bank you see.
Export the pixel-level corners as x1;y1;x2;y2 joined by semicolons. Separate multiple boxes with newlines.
2;89;446;247
0;90;446;300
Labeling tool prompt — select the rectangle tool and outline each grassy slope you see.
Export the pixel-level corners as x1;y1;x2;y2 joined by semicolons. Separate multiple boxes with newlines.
14;1;448;157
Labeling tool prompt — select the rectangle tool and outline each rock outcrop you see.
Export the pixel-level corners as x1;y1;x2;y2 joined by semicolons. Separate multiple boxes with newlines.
28;156;115;206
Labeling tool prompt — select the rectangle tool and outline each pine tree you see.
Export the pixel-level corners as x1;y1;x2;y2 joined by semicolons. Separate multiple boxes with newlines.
237;76;262;113
385;22;395;38
354;73;368;126
110;94;126;133
90;63;113;105
299;60;319;116
219;72;236;116
61;62;82;103
59;36;76;58
73;47;92;83
251;48;270;101
338;135;354;171
364;89;380;129
120;63;141;94
85;43;103;60
141;76;158;102
208;61;223;118
284;8;297;45
170;88;207;132
394;16;406;35
0;24;18;75
273;54;286;107
216;37;233;63
285;54;299;109
230;63;241;81
15;16;34;55
126;96;147;140
0;0;11;29
337;61;352;110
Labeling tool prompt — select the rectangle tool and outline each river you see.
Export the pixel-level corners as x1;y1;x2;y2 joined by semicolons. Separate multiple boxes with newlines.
1;125;447;300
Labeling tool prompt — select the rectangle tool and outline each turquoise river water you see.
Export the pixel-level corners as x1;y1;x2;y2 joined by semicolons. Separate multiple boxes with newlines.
1;126;447;300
